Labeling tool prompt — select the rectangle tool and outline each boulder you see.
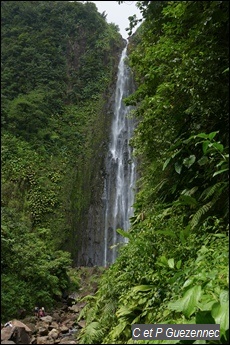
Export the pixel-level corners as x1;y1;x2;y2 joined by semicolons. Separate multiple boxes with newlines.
66;293;79;306
30;335;37;344
36;335;54;344
48;321;59;331
21;322;37;334
63;319;75;329
77;320;86;328
51;312;61;323
40;315;53;323
48;328;59;340
10;326;31;344
1;326;14;342
10;320;32;334
59;324;69;334
68;304;80;313
38;326;49;336
61;304;69;312
76;302;86;310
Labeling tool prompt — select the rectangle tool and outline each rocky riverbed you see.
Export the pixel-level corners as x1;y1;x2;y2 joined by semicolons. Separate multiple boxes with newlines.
1;267;105;344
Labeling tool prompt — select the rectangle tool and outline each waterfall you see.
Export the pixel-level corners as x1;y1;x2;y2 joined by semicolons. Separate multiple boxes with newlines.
104;44;136;266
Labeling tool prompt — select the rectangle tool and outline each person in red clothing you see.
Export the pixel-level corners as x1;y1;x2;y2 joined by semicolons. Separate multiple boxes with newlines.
38;308;44;318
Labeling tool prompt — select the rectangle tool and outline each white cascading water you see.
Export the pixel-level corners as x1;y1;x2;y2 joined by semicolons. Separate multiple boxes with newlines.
104;44;136;266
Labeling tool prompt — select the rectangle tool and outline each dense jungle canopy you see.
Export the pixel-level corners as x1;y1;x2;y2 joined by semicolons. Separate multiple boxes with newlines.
1;1;229;344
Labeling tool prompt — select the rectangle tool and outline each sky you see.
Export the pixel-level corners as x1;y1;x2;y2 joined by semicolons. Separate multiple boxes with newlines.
90;1;142;39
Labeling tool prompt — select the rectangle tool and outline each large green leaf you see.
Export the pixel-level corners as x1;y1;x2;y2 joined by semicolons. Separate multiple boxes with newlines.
197;156;209;166
183;154;196;168
202;141;210;154
178;194;198;207
175;162;182;174
110;320;128;340
196;310;215;324
213;168;229;177
163;157;171;171
212;142;224;152
116;228;132;240
168;285;202;318
158;255;169;266
197;293;217;311
176;260;182;269
211;291;229;336
168;258;175;268
196;133;210;139
116;306;132;318
132;285;154;293
208;131;219;140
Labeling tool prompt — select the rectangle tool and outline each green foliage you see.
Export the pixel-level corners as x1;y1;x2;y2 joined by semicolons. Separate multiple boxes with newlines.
1;212;72;321
78;212;228;343
1;0;124;322
78;1;229;344
1;274;32;318
1;0;122;103
79;321;105;344
6;90;49;140
163;132;229;229
2;1;229;340
67;268;81;293
167;230;229;340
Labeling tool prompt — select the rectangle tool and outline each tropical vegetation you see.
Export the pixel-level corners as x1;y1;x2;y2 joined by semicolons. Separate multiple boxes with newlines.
1;0;123;321
77;1;229;344
1;1;228;343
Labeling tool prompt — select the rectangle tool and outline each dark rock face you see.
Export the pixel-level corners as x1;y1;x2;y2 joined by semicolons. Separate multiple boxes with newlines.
74;61;123;267
73;102;115;267
74;41;137;267
11;327;31;344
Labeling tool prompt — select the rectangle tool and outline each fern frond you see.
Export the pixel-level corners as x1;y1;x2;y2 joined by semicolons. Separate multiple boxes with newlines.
104;301;116;315
180;186;198;199
190;201;214;229
116;305;132;318
223;197;229;219
200;182;224;201
79;294;97;302
159;207;173;218
78;321;104;344
153;178;169;192
77;304;94;322
108;320;128;341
